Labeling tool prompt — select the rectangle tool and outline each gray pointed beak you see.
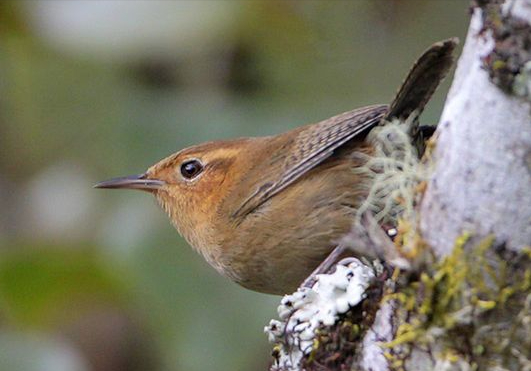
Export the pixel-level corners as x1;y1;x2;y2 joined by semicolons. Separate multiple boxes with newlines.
94;173;165;191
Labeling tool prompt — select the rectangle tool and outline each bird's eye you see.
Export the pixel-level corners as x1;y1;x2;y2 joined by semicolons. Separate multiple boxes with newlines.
180;159;203;179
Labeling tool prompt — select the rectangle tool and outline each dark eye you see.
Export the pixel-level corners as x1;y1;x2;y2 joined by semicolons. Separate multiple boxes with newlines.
180;159;203;179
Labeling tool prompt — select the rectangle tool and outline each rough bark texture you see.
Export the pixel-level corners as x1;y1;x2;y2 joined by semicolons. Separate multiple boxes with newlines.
420;1;531;257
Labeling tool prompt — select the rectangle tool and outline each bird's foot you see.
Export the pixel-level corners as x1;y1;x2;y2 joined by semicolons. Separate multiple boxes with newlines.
301;245;351;289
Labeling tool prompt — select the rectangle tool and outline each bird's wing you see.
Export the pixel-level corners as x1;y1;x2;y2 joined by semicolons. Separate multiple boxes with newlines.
230;39;457;221
232;104;388;220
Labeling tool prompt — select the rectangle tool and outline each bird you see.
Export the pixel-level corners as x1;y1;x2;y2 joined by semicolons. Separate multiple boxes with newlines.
95;39;457;295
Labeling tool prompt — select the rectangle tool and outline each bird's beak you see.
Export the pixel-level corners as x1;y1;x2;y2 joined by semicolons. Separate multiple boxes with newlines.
94;173;165;192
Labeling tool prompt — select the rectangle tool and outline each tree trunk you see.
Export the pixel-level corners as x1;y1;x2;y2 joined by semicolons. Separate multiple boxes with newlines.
420;0;531;257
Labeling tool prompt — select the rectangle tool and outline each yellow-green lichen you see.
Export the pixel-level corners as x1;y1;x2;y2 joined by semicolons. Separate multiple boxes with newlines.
383;233;531;369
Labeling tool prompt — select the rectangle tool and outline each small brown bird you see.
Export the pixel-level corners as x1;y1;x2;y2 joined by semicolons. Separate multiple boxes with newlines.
96;39;456;295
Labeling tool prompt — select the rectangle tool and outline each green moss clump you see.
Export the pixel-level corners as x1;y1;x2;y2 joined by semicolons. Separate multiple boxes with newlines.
383;234;531;370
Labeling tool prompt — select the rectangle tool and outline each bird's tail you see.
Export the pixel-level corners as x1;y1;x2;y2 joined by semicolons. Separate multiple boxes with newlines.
385;38;458;122
384;38;458;155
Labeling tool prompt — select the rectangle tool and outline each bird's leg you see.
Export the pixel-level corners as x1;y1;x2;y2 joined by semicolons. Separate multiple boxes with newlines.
301;245;351;289
301;218;404;289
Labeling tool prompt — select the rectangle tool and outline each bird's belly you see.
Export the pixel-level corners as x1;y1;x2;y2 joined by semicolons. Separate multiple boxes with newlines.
222;197;361;294
226;217;354;294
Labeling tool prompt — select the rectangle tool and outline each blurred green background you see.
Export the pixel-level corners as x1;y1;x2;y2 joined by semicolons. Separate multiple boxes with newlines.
0;1;468;370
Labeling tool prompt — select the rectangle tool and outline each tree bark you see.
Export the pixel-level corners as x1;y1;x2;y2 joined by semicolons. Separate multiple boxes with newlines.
420;0;531;257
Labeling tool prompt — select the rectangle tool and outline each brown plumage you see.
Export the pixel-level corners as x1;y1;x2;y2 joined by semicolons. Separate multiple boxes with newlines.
95;39;457;295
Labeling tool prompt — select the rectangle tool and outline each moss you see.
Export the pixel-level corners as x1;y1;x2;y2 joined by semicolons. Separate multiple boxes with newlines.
383;234;531;369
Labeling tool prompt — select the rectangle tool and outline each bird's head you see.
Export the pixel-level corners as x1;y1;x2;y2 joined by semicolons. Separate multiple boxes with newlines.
95;138;263;252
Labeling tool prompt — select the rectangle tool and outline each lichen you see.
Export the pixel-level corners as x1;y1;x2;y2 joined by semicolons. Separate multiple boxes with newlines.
513;60;531;98
350;116;433;264
353;116;427;227
479;0;531;99
383;234;531;370
265;260;380;371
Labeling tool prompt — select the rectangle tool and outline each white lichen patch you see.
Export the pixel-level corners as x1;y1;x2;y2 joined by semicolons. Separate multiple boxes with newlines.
265;259;375;371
